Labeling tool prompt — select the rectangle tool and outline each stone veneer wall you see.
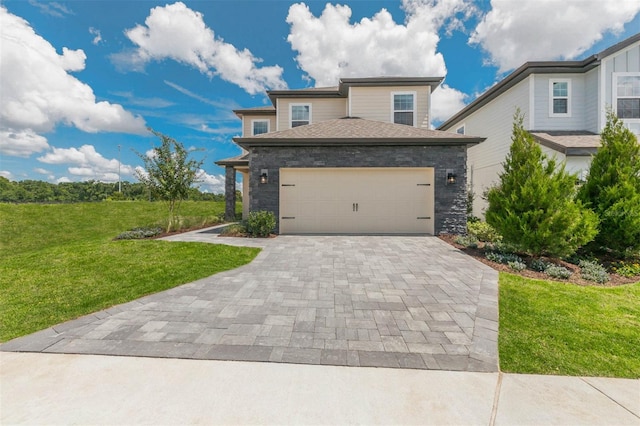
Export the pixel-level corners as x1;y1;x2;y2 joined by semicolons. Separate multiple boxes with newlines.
248;145;468;235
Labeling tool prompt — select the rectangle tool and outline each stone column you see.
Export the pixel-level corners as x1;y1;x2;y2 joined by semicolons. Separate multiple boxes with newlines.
224;166;236;221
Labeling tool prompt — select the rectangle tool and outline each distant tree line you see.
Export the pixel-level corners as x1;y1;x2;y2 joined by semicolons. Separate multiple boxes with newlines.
0;177;237;203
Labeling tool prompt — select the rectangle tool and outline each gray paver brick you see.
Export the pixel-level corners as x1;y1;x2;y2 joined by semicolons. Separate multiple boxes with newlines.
1;235;498;373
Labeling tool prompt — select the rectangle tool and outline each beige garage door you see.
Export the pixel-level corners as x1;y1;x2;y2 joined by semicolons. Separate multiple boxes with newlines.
279;168;434;234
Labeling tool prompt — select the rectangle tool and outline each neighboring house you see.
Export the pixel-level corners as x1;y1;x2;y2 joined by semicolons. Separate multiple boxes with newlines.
439;33;640;217
216;77;484;235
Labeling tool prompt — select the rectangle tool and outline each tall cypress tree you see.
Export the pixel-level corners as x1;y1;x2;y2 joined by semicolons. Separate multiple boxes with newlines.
578;111;640;255
485;111;598;257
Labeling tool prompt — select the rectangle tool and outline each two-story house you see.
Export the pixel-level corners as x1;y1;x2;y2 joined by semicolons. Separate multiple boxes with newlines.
439;33;640;216
216;77;484;235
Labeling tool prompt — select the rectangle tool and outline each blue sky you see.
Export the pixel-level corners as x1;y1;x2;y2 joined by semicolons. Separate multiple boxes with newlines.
1;0;639;193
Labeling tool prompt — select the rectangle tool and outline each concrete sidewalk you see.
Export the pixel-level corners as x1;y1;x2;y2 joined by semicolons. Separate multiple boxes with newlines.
2;352;638;425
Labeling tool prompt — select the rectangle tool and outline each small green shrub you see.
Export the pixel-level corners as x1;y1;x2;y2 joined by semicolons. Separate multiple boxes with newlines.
545;265;572;279
454;235;479;248
611;261;640;277
486;251;522;265
579;260;610;283
246;210;276;237
467;221;502;242
115;227;163;240
508;260;527;271
220;223;248;237
530;258;550;272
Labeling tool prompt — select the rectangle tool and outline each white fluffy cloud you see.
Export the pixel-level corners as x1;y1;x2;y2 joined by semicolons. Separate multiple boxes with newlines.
0;8;146;133
0;129;50;157
197;169;225;194
117;2;286;95
286;0;473;87
431;83;468;124
0;7;147;158
0;7;146;163
38;145;135;182
0;170;13;180
285;1;473;123
471;0;640;72
89;27;103;45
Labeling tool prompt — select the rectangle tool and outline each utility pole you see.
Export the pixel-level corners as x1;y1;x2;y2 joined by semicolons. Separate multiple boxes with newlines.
118;144;122;193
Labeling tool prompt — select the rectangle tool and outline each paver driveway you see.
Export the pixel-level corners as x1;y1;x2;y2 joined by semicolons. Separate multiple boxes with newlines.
2;232;499;372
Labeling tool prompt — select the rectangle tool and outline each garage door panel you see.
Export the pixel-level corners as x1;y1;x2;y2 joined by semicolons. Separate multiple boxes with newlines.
279;168;434;234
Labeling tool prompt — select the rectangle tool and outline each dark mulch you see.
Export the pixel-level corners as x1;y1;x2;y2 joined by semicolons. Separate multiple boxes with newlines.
438;234;639;287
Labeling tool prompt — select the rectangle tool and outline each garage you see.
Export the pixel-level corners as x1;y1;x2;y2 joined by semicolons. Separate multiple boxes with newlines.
279;167;434;234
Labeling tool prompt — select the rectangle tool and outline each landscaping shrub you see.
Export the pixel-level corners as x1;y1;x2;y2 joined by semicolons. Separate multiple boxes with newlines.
485;111;598;257
579;260;610;283
114;227;163;240
246;210;276;237
220;223;248;237
454;234;479;248
508;260;527;272
529;258;550;272
545;265;572;280
611;261;640;278
467;221;502;242
486;251;523;265
578;112;640;256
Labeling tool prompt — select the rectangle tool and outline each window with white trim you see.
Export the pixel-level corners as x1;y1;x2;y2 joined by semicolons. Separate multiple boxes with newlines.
252;119;269;135
392;92;416;126
615;74;640;119
549;79;571;116
290;104;311;128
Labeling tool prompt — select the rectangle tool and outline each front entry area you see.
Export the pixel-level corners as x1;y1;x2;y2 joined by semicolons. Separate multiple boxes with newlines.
279;168;435;234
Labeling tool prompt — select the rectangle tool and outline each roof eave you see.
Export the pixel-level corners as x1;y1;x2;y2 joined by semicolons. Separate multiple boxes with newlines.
233;109;276;118
438;57;599;130
234;136;485;149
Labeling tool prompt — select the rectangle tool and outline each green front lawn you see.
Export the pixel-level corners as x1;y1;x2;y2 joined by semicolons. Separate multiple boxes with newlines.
0;202;257;342
499;273;640;378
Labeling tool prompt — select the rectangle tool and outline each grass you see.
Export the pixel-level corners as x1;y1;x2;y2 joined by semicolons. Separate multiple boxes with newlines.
0;201;257;342
499;272;640;378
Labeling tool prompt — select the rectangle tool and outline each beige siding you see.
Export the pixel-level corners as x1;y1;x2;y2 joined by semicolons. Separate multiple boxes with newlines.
241;115;276;136
349;86;431;128
276;98;347;130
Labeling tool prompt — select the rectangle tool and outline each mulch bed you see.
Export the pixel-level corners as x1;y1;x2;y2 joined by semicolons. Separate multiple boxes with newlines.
438;234;639;287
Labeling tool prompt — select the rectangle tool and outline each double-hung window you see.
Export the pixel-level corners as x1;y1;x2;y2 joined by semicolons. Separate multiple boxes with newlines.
549;79;571;116
615;73;640;119
252;119;269;135
392;92;416;126
290;104;311;128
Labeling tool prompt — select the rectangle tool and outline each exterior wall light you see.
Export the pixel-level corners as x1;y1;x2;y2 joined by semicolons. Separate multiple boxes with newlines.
446;169;456;185
260;169;268;184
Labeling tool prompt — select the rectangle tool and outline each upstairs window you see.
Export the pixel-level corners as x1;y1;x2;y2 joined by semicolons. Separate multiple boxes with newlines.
549;79;571;116
392;92;416;126
291;104;311;128
252;120;269;135
456;125;465;135
615;74;640;119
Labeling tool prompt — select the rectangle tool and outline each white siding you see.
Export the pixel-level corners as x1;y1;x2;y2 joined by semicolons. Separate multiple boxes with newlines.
601;42;640;134
533;74;586;130
584;68;600;133
451;76;531;216
276;98;346;130
350;86;431;128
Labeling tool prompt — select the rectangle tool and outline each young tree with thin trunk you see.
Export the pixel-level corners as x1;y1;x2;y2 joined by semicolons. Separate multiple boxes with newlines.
135;130;203;232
